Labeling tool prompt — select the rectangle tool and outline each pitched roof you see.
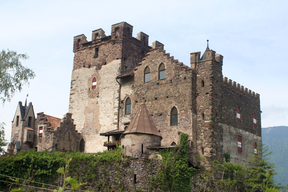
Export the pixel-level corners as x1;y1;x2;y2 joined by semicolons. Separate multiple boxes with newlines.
123;104;162;138
44;114;61;129
18;101;33;120
116;70;134;79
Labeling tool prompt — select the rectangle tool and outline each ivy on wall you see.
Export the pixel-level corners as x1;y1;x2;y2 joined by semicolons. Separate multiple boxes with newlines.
150;132;197;192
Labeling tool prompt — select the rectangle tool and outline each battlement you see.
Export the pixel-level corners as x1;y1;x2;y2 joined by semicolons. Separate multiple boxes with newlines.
73;22;167;53
190;50;223;69
223;77;259;99
92;28;106;41
152;41;164;50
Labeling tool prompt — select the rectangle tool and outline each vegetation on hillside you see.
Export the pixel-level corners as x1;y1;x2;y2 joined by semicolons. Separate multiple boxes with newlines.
0;147;123;190
0;132;286;191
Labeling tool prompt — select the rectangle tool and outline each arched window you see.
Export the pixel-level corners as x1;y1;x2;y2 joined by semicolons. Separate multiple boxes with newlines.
236;107;241;122
80;138;85;152
201;80;205;87
144;67;150;83
92;77;97;89
125;97;131;114
159;63;165;80
171;107;178;126
254;142;257;155
253;113;257;127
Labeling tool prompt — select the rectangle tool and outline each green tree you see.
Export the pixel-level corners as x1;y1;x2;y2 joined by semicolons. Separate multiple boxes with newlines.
0;49;35;104
151;133;197;192
0;49;35;152
0;122;7;153
245;144;284;191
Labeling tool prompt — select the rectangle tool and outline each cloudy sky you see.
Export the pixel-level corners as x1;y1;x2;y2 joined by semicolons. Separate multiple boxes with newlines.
1;0;287;144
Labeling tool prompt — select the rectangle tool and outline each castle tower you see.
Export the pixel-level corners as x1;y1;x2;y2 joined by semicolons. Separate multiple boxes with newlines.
69;22;151;153
190;41;224;164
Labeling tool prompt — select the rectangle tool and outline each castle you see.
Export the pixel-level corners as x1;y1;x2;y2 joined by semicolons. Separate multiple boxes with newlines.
9;22;261;165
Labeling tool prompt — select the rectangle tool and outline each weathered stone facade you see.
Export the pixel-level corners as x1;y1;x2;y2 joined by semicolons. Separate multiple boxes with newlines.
9;101;36;153
35;112;82;152
69;22;262;165
9;22;262;167
9;107;82;153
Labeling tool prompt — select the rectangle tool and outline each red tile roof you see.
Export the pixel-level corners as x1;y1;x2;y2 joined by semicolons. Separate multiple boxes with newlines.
43;114;61;129
123;104;162;138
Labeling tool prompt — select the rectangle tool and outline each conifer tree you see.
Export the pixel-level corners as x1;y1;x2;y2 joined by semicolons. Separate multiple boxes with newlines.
245;144;281;191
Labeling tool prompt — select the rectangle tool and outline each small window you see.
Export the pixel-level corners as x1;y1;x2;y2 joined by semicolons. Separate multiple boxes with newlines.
201;113;205;120
254;142;257;155
16;116;19;127
94;33;99;40
253;113;257;127
28;116;32;127
237;135;242;153
144;67;150;83
201;80;205;87
236;107;241;122
92;77;97;89
39;127;43;137
94;47;99;58
134;174;137;183
125;97;131;114
171;107;178;126
77;39;81;49
159;63;165;80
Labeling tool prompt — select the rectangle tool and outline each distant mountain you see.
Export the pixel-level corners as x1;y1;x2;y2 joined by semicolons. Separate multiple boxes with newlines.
262;126;288;186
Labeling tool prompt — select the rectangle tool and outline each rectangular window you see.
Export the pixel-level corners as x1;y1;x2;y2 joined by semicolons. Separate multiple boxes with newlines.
39;127;43;137
125;104;131;114
237;136;242;153
171;114;178;126
28;116;32;127
144;73;150;83
16;116;19;127
159;70;165;80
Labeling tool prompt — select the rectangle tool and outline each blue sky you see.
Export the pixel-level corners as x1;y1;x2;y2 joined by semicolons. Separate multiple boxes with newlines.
1;0;288;144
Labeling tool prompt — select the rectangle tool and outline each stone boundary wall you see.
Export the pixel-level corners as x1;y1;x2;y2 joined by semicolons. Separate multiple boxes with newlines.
58;159;245;192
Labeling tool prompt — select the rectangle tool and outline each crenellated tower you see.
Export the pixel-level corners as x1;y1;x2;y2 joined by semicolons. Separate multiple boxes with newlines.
190;42;224;164
69;22;151;153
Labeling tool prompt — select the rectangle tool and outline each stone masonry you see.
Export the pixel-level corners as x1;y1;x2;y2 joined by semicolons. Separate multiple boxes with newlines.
69;22;262;165
9;22;262;167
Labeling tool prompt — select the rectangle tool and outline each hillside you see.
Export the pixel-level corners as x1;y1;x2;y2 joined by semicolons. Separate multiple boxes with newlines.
262;126;288;186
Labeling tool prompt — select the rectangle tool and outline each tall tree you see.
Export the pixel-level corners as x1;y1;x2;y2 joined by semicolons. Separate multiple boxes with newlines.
245;144;283;191
0;49;35;152
0;49;35;104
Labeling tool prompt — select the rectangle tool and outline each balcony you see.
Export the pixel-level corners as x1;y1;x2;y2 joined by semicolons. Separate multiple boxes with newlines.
104;140;121;147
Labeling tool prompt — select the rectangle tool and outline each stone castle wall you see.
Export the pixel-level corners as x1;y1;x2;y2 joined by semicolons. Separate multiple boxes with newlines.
120;48;195;151
220;78;261;164
69;22;151;153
